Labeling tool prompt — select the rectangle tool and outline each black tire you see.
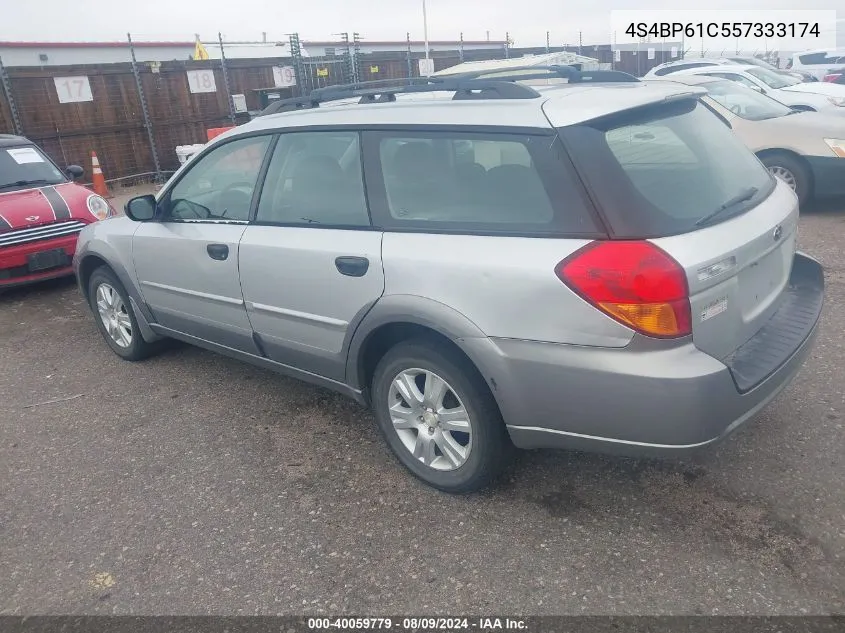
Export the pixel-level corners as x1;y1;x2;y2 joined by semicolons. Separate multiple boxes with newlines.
371;339;511;493
87;266;162;361
760;152;812;205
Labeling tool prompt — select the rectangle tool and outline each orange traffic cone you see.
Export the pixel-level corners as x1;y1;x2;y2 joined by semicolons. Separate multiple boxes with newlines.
90;151;111;198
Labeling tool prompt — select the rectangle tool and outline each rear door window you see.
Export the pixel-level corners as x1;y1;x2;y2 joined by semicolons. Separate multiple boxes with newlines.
255;131;370;227
363;130;600;236
559;98;774;238
797;51;845;65
798;52;826;65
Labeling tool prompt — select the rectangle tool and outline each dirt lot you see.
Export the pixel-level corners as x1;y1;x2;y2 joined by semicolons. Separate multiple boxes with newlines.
1;197;844;616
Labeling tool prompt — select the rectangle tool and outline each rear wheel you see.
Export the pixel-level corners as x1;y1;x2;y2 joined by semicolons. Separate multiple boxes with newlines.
88;267;162;361
760;152;811;205
371;340;511;493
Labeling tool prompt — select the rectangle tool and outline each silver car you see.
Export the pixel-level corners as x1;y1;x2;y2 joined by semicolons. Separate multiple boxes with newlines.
73;68;825;492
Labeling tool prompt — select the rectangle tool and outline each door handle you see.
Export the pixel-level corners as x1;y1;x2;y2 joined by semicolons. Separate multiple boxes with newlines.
335;256;369;277
206;243;229;261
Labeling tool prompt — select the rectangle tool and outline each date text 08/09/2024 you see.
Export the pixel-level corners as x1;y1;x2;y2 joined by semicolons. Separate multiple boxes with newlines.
625;21;821;39
307;618;528;631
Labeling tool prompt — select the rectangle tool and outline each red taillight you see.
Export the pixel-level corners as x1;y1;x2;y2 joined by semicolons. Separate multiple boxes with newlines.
555;241;692;339
824;73;842;82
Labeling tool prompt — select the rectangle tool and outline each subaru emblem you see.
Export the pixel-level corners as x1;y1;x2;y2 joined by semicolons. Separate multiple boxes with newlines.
773;225;783;241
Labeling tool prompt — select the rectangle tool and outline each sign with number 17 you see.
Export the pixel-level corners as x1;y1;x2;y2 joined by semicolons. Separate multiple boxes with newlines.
54;76;94;104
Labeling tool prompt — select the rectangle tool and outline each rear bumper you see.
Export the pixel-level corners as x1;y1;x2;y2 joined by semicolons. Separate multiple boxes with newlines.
465;252;824;456
0;234;78;288
806;155;845;198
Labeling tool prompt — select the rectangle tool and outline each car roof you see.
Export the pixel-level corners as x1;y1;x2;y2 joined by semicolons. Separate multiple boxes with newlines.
231;81;706;136
0;134;30;148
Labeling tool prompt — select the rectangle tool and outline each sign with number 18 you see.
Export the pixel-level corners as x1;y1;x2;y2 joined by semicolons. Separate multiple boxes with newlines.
187;69;217;94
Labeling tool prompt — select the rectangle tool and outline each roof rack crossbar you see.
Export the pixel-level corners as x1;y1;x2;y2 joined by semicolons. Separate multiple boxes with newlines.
258;78;541;115
256;66;638;116
429;65;639;84
310;76;431;99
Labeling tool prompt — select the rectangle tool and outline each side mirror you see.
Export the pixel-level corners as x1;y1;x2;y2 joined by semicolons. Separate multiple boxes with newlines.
125;194;157;222
750;84;765;93
65;165;84;179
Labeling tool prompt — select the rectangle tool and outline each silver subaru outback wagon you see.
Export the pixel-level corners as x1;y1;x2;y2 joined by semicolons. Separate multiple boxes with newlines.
74;67;824;493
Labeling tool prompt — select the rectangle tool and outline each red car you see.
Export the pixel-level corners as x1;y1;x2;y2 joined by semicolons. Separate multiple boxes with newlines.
0;134;114;289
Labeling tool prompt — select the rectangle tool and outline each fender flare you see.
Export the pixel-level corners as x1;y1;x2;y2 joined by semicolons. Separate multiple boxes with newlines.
344;294;489;391
76;238;161;342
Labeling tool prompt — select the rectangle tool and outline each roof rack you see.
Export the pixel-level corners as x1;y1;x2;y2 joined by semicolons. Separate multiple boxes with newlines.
257;77;542;116
430;64;640;84
255;65;639;116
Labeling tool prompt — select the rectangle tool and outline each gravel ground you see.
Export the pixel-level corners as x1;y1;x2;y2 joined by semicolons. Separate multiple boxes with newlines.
1;197;844;616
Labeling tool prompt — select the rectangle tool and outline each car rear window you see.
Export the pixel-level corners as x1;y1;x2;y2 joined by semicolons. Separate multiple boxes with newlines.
558;98;774;238
365;130;601;236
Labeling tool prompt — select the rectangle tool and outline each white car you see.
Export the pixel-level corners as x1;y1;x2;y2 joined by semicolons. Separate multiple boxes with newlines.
787;48;845;81
662;64;845;113
645;56;811;83
647;74;845;204
644;58;741;77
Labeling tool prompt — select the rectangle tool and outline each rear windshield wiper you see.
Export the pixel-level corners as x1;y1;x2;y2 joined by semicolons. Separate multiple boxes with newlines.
0;179;52;190
695;186;759;227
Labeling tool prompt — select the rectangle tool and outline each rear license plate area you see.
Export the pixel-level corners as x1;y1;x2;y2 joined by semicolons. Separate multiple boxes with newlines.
27;248;68;273
737;241;790;317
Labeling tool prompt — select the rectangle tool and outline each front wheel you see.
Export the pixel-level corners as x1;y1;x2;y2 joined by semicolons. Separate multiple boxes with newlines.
371;340;511;493
760;153;811;205
88;267;162;361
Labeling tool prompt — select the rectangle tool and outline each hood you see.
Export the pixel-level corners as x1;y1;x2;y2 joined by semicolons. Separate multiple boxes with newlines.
0;183;96;231
781;82;845;97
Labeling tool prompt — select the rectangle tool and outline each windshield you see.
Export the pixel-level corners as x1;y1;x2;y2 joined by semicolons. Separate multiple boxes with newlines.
0;145;66;191
732;57;777;70
704;79;793;120
558;99;774;238
746;67;800;88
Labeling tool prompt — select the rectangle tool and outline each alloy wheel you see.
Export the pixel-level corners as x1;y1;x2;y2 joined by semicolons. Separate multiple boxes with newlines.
769;165;797;190
95;283;132;348
387;368;473;471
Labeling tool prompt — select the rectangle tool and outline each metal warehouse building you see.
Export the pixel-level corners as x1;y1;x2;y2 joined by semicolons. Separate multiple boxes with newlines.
0;39;509;67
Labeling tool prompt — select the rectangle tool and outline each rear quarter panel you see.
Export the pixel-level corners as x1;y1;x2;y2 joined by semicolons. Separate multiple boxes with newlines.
380;233;635;347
